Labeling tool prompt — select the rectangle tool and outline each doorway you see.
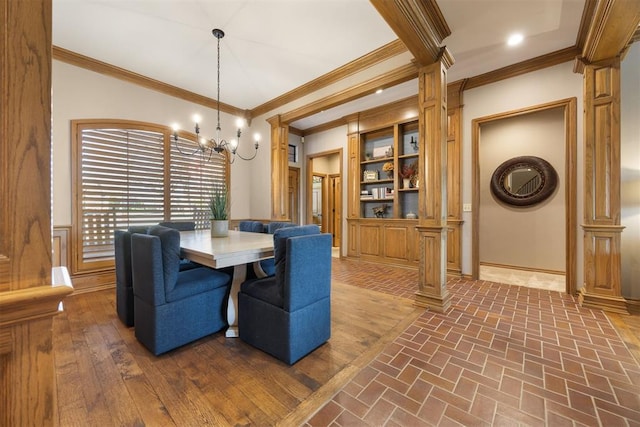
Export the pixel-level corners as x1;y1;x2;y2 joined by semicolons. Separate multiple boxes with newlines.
471;98;577;294
307;149;343;249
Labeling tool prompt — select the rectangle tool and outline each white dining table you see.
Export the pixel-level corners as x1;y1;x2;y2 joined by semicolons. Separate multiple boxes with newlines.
179;229;274;337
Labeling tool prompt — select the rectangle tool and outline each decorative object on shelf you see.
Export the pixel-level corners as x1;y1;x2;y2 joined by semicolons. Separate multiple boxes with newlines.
385;146;394;157
372;204;389;218
373;145;391;159
490;155;558;207
208;184;229;237
171;28;260;164
363;170;378;181
365;152;372;161
405;211;417;219
410;136;418;152
399;161;417;188
382;161;394;178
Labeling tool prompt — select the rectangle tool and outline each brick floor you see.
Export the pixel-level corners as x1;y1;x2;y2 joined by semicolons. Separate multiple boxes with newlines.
307;258;640;426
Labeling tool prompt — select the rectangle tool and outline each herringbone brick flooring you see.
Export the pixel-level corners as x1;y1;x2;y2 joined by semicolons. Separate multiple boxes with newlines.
307;259;640;426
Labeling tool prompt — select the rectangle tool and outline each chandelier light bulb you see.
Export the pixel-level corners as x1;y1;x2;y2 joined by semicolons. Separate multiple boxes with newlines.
193;114;202;124
235;118;245;129
254;133;261;142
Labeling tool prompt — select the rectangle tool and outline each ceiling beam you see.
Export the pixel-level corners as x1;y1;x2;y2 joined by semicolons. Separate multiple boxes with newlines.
369;0;452;67
250;39;408;118
581;0;640;62
276;62;418;124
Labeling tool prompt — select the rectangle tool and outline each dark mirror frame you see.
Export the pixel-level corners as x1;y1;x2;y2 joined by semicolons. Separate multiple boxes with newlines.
490;155;558;207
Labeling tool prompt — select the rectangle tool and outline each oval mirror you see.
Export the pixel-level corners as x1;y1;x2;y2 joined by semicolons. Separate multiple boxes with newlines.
490;156;558;206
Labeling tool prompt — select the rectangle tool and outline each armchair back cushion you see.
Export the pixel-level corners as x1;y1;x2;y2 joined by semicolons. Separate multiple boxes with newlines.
148;225;181;295
273;224;320;284
158;221;196;231
267;221;294;234
239;221;264;233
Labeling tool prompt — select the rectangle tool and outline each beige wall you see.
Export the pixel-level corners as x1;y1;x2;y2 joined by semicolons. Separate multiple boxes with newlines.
621;42;640;299
52;60;262;226
478;108;565;271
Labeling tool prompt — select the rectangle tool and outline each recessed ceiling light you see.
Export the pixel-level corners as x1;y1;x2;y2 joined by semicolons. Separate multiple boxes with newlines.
376;89;383;94
507;33;524;46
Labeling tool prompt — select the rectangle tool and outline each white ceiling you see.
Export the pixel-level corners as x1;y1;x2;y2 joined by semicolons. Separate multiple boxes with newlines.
52;0;586;130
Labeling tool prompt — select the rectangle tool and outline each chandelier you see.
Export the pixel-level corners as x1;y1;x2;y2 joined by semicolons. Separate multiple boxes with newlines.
172;28;259;163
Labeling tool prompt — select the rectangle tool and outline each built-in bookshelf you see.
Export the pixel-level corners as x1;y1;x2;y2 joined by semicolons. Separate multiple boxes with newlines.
358;120;419;219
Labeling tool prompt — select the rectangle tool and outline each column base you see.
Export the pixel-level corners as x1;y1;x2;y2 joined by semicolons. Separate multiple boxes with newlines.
414;290;451;313
578;288;628;314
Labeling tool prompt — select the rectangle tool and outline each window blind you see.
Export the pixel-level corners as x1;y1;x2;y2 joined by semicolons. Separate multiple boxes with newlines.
74;121;228;272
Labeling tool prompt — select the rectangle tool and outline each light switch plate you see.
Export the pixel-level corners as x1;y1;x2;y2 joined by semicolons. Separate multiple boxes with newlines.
463;203;472;212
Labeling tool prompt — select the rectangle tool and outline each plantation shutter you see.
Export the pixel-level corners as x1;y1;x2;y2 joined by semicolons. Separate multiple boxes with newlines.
73;120;231;273
169;136;228;229
79;128;165;264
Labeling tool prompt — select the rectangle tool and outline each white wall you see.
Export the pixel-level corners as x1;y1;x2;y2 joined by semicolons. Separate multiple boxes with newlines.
52;61;262;226
462;61;584;285
621;42;640;299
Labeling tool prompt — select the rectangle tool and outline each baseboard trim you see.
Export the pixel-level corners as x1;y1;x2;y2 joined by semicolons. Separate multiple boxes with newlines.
480;261;565;276
70;270;115;295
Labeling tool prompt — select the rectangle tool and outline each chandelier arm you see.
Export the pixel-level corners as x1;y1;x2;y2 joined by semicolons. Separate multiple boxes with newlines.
234;148;258;161
174;135;204;157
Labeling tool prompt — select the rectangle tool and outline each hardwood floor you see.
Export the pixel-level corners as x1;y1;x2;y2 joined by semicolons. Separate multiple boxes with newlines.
53;264;422;426
53;259;640;426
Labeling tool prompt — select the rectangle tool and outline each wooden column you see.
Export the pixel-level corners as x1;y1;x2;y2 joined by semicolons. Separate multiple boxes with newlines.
267;115;290;221
0;0;73;424
415;57;451;312
579;57;627;313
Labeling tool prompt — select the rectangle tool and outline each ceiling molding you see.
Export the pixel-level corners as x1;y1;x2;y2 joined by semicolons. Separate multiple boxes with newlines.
280;62;418;124
463;46;580;91
575;0;598;50
370;0;451;67
581;0;640;62
52;46;249;119
250;39;408;118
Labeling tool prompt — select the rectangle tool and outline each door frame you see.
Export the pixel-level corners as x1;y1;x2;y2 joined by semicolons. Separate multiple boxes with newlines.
471;98;577;294
306;148;343;246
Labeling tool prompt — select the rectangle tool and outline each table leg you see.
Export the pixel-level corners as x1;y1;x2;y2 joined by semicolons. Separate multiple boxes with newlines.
226;263;247;337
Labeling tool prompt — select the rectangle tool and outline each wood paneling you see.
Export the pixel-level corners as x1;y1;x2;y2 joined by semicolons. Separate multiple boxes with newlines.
1;0;73;425
581;0;640;62
267;115;290;220
580;57;627;313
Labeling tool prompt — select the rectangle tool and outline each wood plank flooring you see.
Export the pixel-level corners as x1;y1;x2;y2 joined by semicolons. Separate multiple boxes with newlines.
53;265;422;426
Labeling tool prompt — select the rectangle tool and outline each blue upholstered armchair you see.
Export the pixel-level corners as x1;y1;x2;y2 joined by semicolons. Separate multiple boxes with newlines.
131;225;231;355
254;221;295;277
238;225;332;364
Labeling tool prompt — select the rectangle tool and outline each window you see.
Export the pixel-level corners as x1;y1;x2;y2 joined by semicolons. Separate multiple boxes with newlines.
288;143;297;163
72;120;228;273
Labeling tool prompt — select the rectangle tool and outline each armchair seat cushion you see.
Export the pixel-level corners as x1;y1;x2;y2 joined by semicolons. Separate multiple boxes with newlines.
240;276;282;307
166;267;230;303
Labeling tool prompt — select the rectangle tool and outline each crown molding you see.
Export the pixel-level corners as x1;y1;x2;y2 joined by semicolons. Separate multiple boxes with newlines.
250;39;408;118
52;46;249;119
463;46;580;91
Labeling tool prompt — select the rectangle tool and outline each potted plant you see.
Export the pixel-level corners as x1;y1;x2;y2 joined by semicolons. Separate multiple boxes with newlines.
209;184;229;237
399;161;417;188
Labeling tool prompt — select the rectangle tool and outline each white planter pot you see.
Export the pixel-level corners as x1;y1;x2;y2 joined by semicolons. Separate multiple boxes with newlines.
210;220;229;237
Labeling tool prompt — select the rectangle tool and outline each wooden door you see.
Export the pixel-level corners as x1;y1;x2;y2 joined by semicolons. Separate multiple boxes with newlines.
288;167;300;224
329;174;342;247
